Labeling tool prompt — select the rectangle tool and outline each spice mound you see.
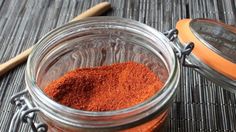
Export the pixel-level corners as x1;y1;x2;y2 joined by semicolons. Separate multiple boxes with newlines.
44;62;164;111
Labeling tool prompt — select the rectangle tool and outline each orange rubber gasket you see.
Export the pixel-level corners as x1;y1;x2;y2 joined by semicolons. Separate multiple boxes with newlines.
176;19;236;80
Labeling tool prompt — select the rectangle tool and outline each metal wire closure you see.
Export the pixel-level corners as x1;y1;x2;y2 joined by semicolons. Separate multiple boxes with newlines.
9;89;48;132
164;29;199;69
164;29;179;42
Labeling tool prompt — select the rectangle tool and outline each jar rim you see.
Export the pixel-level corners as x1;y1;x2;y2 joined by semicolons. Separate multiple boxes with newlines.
26;17;180;126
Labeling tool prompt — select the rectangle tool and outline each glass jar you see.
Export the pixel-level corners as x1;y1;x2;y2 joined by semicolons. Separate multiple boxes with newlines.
10;17;180;131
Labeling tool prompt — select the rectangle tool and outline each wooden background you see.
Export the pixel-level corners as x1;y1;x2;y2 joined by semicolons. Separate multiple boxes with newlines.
0;0;235;131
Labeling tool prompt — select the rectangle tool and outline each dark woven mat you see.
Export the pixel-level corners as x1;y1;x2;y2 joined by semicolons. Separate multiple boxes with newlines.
0;0;235;131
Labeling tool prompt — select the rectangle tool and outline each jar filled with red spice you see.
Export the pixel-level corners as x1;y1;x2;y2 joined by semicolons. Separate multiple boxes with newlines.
10;17;181;132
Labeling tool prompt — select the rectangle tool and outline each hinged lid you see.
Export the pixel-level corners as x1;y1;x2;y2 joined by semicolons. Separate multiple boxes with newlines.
176;18;236;91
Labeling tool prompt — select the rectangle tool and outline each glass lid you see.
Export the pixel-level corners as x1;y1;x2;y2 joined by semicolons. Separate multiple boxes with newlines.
176;18;236;92
189;19;236;63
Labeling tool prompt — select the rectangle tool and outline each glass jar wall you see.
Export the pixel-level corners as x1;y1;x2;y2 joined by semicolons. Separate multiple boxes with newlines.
25;17;180;131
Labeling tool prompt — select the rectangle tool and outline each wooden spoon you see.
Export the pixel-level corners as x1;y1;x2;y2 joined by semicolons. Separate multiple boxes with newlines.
0;2;111;77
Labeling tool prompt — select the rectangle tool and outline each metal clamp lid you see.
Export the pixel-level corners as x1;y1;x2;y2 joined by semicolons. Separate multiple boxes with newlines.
164;29;198;68
176;19;236;91
9;89;48;132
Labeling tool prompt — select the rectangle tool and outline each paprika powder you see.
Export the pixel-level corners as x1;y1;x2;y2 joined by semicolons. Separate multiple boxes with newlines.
44;62;164;111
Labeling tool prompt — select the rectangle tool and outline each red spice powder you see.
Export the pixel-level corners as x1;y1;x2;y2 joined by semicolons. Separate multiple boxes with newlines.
44;62;164;111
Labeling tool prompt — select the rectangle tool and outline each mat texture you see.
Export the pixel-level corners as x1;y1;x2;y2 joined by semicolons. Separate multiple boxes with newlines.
0;0;235;131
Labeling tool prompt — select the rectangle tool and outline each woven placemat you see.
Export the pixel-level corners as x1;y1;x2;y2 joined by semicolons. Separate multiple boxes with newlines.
0;0;235;131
